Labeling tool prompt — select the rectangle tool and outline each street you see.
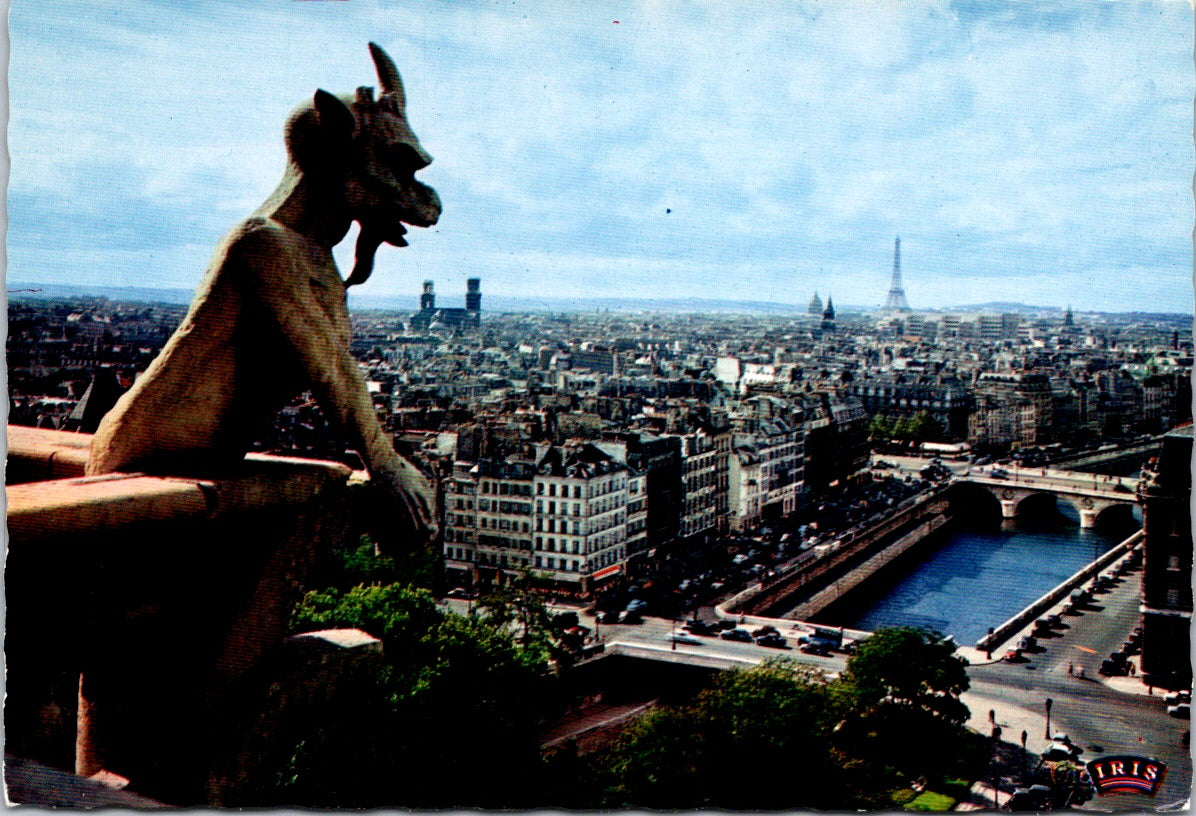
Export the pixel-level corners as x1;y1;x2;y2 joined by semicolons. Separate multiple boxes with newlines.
962;566;1191;810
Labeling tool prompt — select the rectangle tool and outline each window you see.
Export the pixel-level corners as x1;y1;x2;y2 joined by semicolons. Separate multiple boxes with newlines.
549;484;557;497
1168;555;1181;571
537;483;544;495
574;485;582;499
1167;588;1181;606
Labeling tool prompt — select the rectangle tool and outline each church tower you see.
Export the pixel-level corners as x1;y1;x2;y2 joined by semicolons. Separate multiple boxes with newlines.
821;296;836;332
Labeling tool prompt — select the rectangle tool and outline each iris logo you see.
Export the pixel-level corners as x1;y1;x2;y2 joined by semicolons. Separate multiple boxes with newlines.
1086;755;1167;797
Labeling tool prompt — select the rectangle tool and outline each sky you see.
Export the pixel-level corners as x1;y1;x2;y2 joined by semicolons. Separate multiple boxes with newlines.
7;0;1194;313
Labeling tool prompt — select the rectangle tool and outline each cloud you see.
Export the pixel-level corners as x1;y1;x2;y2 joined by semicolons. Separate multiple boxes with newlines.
8;0;1193;313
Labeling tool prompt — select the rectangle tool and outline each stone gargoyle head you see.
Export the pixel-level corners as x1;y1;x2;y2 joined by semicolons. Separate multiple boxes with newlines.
284;41;442;287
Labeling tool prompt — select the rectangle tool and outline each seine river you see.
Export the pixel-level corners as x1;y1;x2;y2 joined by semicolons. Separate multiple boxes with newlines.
816;515;1136;644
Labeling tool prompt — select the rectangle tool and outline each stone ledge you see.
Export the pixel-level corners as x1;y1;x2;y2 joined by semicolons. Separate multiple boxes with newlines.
7;427;353;542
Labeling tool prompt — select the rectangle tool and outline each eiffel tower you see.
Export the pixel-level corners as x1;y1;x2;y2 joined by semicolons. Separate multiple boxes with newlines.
884;236;910;311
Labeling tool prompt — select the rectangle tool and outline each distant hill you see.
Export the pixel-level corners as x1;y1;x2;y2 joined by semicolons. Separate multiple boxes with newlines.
6;281;1190;318
941;301;1060;315
6;282;825;315
7;282;197;305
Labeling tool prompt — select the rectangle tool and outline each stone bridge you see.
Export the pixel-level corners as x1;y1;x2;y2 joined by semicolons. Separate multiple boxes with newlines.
956;470;1138;528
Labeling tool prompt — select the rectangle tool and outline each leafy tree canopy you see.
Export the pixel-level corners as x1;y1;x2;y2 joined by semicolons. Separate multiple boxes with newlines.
844;626;970;724
598;661;851;809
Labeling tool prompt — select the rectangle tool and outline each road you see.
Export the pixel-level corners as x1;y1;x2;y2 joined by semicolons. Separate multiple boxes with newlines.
962;566;1191;810
873;453;1135;494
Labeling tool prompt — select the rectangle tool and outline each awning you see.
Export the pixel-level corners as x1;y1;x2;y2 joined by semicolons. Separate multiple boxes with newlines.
593;564;623;580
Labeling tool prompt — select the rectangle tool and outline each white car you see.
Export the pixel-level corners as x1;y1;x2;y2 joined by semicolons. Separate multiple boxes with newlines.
668;633;702;646
1163;690;1191;705
1166;703;1190;719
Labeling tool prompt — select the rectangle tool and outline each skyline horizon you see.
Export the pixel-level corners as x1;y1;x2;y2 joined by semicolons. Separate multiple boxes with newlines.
8;2;1193;314
10;277;1193;319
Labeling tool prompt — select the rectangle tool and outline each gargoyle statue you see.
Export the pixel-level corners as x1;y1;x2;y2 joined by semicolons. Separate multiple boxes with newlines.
86;42;441;547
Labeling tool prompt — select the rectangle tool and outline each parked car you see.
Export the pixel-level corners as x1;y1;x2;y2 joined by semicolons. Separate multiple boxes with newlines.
756;633;788;649
1041;741;1080;761
1004;785;1053;812
1099;659;1128;676
1163;690;1191;705
1167;703;1190;719
714;619;737;631
720;628;753;643
752;625;780;638
618;610;643;624
683;620;717;636
445;587;472;599
597;610;620;624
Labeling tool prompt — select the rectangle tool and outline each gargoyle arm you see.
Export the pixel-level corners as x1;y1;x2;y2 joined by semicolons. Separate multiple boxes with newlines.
235;227;437;543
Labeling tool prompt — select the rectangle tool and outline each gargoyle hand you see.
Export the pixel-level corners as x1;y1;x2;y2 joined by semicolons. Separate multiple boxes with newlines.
370;457;439;550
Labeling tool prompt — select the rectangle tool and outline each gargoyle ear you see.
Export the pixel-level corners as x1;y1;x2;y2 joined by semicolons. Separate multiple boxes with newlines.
313;88;356;138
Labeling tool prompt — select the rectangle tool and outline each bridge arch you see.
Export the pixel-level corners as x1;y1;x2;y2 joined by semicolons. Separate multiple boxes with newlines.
945;482;1002;526
1093;501;1140;531
1014;491;1081;524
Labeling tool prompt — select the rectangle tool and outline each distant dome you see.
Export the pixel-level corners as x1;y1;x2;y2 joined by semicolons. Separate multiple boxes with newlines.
808;291;823;316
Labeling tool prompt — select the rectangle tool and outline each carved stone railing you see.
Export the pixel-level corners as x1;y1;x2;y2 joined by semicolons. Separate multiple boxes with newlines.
6;425;353;805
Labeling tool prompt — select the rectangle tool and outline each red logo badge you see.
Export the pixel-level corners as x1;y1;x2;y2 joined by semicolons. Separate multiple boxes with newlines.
1086;755;1167;796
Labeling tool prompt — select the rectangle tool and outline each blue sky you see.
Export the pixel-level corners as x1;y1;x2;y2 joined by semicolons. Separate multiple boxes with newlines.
8;0;1194;312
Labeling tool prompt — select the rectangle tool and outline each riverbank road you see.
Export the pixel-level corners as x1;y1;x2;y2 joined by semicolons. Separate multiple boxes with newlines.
959;564;1191;810
870;454;1136;491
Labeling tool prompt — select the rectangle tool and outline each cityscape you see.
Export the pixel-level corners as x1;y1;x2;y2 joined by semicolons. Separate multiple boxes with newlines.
6;0;1194;811
8;263;1193;808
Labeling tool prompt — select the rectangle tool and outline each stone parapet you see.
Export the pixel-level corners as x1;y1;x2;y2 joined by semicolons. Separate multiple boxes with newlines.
5;426;354;805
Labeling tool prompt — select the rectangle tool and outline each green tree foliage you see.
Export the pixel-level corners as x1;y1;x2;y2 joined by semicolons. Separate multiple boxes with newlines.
908;411;945;443
870;411;944;444
870;413;896;441
257;583;553;808
844;626;970;723
597;662;852;809
837;627;986;781
305;532;438;592
475;569;577;667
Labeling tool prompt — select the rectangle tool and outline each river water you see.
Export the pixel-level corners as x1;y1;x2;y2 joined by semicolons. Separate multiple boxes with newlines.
815;515;1135;644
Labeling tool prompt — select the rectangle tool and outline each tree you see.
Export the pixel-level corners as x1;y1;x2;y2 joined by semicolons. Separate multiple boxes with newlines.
242;582;555;808
475;569;574;667
908;411;945;444
844;626;970;723
597;662;853;809
869;414;896;442
837;627;984;781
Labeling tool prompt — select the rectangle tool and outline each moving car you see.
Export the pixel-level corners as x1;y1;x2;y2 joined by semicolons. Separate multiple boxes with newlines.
756;633;788;649
668;632;702;646
800;640;831;656
720;628;753;643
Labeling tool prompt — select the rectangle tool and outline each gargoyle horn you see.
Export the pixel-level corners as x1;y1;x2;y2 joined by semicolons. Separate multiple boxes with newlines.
369;41;406;108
